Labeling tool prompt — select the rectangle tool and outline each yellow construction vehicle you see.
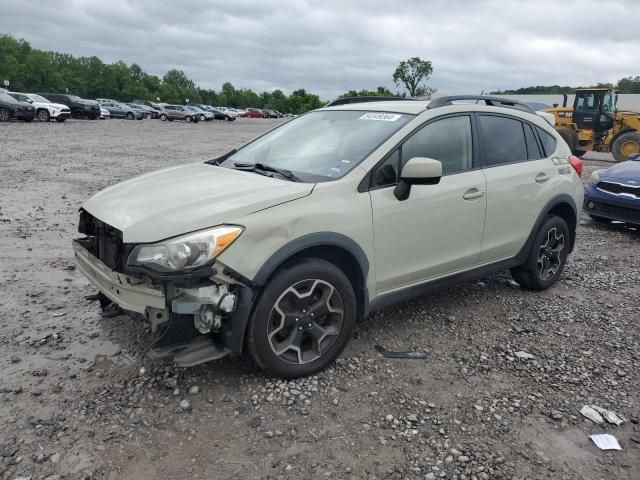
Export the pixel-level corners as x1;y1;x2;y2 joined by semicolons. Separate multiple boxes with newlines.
544;88;640;162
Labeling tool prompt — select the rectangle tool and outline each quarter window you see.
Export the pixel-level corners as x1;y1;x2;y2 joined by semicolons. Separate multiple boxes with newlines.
523;123;543;160
479;115;527;166
536;127;557;157
401;116;473;175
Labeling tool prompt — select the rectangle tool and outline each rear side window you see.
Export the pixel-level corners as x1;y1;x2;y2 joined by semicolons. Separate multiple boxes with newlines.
479;115;527;166
523;123;543;160
536;127;557;156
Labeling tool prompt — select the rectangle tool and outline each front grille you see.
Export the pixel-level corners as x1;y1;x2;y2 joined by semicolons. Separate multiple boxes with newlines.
78;210;129;270
587;200;640;222
598;181;640;199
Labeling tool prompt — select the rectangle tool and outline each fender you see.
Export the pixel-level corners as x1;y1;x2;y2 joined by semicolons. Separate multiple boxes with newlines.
226;232;370;354
515;193;578;262
253;232;369;286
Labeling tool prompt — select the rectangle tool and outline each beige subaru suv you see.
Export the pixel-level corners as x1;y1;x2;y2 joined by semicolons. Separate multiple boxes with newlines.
73;95;584;378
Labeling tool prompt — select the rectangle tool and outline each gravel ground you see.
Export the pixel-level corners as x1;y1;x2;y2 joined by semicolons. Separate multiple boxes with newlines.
1;118;638;480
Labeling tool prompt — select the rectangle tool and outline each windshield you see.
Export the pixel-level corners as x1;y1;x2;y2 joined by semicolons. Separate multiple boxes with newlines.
26;94;47;103
221;110;412;180
0;93;17;103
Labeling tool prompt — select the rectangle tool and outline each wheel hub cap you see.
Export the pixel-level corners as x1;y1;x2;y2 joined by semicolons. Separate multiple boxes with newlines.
537;227;565;281
267;279;344;365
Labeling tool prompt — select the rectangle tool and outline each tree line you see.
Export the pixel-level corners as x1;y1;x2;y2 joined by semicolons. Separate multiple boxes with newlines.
492;77;640;95
1;34;439;113
0;34;325;113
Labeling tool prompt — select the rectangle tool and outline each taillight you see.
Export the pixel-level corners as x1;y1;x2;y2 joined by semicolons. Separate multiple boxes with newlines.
568;155;582;177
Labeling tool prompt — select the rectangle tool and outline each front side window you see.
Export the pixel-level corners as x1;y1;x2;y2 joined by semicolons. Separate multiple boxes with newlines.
221;110;412;181
479;115;527;166
371;115;474;188
401;115;473;175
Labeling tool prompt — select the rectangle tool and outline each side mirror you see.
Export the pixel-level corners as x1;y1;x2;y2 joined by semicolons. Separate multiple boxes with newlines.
394;157;442;201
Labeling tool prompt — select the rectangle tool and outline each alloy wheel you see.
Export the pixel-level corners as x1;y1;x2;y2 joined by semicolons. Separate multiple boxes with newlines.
38;110;50;122
267;279;344;365
0;108;9;122
537;227;565;281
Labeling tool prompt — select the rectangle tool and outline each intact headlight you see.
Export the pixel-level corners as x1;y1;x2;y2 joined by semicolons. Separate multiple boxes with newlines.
127;225;243;273
589;169;602;186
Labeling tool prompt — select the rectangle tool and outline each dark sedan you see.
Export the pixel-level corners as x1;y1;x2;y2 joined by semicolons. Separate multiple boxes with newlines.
0;92;36;122
584;153;640;226
210;108;236;121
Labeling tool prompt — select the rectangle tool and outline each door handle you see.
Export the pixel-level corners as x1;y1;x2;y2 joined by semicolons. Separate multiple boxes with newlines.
463;189;485;200
535;173;550;183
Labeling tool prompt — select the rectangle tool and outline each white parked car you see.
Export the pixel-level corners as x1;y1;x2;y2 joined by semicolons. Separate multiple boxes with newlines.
7;92;71;122
73;95;584;378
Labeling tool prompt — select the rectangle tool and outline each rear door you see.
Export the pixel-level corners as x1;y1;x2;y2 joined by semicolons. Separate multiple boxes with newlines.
478;114;556;263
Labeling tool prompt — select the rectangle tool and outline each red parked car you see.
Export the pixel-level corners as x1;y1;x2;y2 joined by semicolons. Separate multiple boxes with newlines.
245;108;266;118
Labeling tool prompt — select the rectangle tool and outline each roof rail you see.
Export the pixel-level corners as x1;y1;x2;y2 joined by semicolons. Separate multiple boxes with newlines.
428;95;534;112
326;96;413;107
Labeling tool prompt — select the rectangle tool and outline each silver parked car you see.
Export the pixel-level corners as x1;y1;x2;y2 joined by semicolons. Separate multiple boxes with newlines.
158;104;199;123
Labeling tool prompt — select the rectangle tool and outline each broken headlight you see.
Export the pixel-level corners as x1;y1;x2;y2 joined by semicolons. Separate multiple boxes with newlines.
127;225;243;273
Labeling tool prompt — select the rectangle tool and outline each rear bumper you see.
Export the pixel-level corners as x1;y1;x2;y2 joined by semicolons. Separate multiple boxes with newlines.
73;239;165;313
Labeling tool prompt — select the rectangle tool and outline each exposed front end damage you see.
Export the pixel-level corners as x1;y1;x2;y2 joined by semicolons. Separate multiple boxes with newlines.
73;211;255;367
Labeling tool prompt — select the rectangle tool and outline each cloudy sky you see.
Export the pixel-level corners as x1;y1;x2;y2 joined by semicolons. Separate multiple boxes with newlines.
1;0;639;99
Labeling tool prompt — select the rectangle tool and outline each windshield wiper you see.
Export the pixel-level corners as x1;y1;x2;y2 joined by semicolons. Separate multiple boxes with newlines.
205;149;237;165
232;162;302;182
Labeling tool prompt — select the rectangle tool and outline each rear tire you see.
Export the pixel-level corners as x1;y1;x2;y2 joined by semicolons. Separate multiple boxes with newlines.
247;258;356;378
611;132;640;162
160;114;167;121
37;109;50;122
185;116;192;123
510;216;570;291
557;127;578;152
126;112;134;120
0;108;10;122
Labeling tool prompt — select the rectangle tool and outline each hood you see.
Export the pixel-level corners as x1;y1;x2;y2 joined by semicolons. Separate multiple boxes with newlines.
600;159;640;182
82;163;314;242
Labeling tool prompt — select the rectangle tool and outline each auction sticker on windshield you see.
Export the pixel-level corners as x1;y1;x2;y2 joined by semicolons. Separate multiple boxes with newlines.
359;112;402;121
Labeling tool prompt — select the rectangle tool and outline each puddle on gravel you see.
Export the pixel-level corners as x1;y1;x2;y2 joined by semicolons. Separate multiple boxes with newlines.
94;353;115;370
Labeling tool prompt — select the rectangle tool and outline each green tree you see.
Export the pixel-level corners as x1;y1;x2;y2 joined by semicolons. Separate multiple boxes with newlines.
392;57;434;97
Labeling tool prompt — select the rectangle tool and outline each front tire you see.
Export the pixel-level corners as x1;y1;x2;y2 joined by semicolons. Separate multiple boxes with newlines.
126;112;134;120
160;114;168;121
0;108;10;122
55;117;66;123
37;109;50;122
611;132;640;162
185;116;192;123
247;258;356;378
510;216;570;291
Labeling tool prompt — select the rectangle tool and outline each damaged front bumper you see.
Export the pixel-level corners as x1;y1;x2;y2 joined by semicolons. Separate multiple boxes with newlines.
73;238;254;367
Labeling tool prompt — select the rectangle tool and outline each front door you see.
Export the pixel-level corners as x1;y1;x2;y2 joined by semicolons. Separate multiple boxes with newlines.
369;115;487;294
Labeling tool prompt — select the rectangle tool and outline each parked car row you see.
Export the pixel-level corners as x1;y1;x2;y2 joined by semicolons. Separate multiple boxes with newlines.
0;90;293;123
